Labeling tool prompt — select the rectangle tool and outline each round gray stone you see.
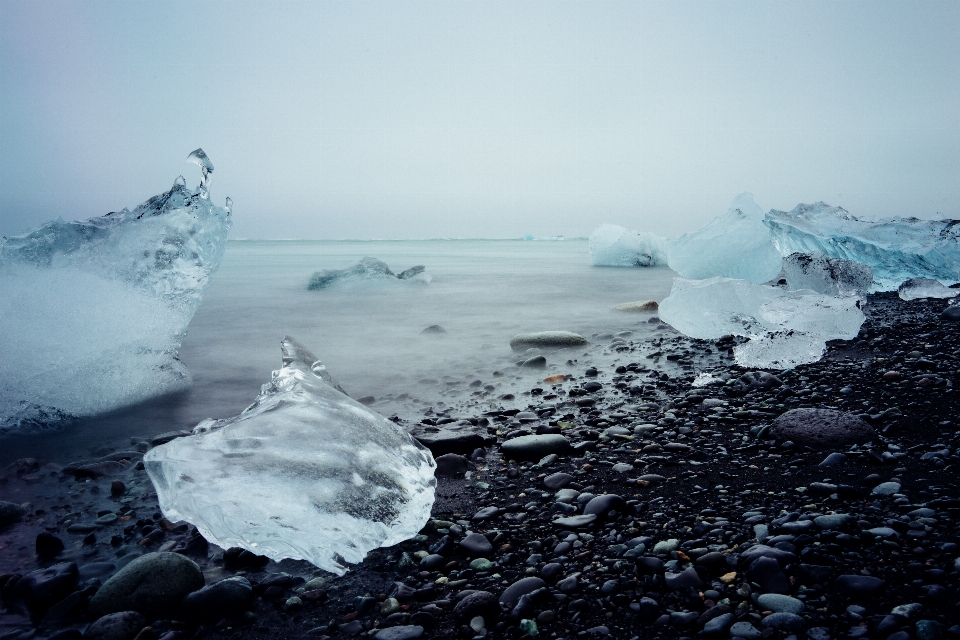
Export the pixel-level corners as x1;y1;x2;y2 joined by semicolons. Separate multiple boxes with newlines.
501;434;571;461
374;625;424;640
88;552;204;620
499;577;546;607
509;331;588;351
769;409;873;448
757;593;804;614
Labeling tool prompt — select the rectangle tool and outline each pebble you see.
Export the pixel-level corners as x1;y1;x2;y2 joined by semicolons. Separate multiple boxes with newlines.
729;621;761;639
757;593;805;614
814;513;852;529
374;625;424;640
652;539;679;554
459;533;493;556
761;612;806;633
88;552;204;620
509;331;587;350
833;574;885;598
543;472;574;489
83;611;146;640
180;576;253;622
501;434;572;461
499;577;546;607
872;481;901;495
434;453;471;477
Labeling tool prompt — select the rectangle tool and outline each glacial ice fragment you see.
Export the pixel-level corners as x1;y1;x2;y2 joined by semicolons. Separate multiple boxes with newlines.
0;150;230;432
589;224;668;267
667;194;783;283
658;277;864;369
144;336;436;575
897;278;958;301
308;257;431;290
764;202;960;290
187;148;214;188
782;251;873;297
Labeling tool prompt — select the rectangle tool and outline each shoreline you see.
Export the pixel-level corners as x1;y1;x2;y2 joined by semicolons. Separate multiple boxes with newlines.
1;292;958;640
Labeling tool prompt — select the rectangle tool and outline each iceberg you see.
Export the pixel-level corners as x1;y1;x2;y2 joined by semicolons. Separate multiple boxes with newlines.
898;278;958;301
658;277;864;369
667;193;783;283
308;257;431;289
589;224;668;267
0;151;230;432
782;251;873;297
144;336;436;575
764;202;960;290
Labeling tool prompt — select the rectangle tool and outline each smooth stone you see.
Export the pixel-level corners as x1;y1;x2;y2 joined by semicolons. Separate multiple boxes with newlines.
459;533;493;556
434;454;471;477
555;488;580;503
757;593;804;614
501;434;572;461
833;575;885;598
611;463;634;473
761;612;806;633
582;494;625;518
872;481;901;495
552;514;596;528
613;300;658;313
5;561;78;617
453;591;499;620
521;356;547;368
509;331;588;351
95;514;119;526
814;514;852;530
704;612;734;636
729;621;761;639
499;577;546;607
83;611;147;640
88;552;204;620
374;625;424;640
941;306;960;321
543;472;574;490
652;539;679;555
540;563;563;581
36;532;65;558
469;558;494;571
748;557;791;594
0;500;27;527
180;576;253;621
664;567;704;590
819;452;848;466
769;408;874;448
412;423;486;456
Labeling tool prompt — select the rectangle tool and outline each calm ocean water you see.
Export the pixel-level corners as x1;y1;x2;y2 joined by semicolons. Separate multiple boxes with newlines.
2;239;677;463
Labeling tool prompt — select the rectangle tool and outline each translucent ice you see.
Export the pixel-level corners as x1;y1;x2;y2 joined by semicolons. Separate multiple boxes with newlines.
764;202;960;290
898;278;958;301
782;251;873;297
589;224;668;267
308;257;431;290
144;337;436;575
667;194;783;283
0;150;231;432
658;277;864;369
187;148;214;188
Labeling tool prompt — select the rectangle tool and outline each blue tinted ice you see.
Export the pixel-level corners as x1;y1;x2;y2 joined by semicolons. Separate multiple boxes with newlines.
0;150;231;432
782;251;873;297
764;202;960;290
187;148;214;188
144;336;437;575
589;224;668;267
667;194;783;283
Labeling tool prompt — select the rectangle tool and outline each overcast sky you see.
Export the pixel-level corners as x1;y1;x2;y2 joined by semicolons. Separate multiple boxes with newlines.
1;1;958;240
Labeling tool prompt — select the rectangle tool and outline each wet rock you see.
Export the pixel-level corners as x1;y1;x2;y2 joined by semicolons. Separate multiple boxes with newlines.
543;472;574;490
552;514;596;528
757;593;804;614
411;423;486;456
374;625;424;640
769;408;874;448
739;371;782;390
434;454;471;477
833;574;885;598
180;576;253;622
703;612;734;637
582;494;625;519
459;533;493;557
453;590;499;620
664;567;703;590
88;552;204;620
84;611;147;640
729;621;761;639
761;612;805;633
501;434;571;461
0;500;26;527
4;561;78;618
521;356;547;368
36;532;65;559
941;306;960;321
510;331;588;350
748;557;791;594
420;325;446;335
819;452;847;466
499;577;546;607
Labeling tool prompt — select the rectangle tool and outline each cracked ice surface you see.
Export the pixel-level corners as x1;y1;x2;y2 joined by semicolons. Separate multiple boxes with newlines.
764;202;960;290
0;152;230;432
589;224;668;267
667;193;783;284
659;277;864;369
144;337;437;575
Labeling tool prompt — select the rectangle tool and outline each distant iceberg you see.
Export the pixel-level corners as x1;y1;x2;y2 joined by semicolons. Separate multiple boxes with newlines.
589;224;668;267
764;202;960;290
0;150;231;432
145;336;436;575
308;257;431;289
667;193;783;284
659;276;864;369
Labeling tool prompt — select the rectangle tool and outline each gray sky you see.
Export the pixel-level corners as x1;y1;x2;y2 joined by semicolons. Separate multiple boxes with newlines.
1;1;958;240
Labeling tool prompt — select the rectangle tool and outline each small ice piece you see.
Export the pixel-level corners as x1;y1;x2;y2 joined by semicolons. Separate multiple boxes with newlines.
691;372;721;387
589;224;668;267
658;277;864;369
187;148;214;188
0;158;231;432
765;202;960;290
308;257;430;289
667;193;783;283
898;278;958;301
145;336;436;575
782;251;873;297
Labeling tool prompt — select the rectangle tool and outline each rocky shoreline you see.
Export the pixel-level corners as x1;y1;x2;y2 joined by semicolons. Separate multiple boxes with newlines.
2;292;959;640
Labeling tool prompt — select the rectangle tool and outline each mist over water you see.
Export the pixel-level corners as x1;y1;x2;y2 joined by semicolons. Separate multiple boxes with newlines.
0;239;676;464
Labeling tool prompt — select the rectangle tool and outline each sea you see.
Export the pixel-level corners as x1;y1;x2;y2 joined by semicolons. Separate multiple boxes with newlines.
1;239;678;464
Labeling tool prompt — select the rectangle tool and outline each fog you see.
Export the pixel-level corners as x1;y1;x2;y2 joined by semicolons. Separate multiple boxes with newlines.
1;0;957;240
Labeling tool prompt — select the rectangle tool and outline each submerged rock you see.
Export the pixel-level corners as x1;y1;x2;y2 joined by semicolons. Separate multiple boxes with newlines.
144;336;436;574
510;331;588;351
613;300;659;313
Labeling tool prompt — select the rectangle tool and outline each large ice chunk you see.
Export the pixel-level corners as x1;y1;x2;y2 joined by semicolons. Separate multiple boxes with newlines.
764;202;960;290
144;337;437;575
589;224;668;267
0;151;231;432
308;257;431;289
898;278;958;301
782;251;873;297
658;277;864;369
667;193;783;283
